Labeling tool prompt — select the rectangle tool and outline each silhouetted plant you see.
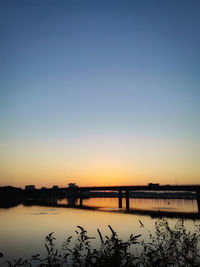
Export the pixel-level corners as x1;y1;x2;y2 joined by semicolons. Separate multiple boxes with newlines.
6;258;30;267
1;219;199;267
139;218;200;267
93;225;141;267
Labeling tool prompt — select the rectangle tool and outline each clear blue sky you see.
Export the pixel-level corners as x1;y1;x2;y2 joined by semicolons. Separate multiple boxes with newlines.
0;0;200;187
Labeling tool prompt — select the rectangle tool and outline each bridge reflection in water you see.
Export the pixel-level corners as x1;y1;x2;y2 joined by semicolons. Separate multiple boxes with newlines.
25;196;200;220
19;185;200;219
63;185;200;214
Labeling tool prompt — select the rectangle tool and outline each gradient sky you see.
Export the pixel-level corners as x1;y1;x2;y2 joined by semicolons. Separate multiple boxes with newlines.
0;0;200;188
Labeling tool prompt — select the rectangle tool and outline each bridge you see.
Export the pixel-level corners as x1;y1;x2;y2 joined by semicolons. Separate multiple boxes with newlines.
18;184;200;213
60;184;200;212
2;185;200;214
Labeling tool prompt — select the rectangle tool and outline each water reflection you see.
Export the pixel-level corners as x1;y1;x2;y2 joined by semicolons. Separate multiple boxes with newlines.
0;198;199;264
57;197;198;213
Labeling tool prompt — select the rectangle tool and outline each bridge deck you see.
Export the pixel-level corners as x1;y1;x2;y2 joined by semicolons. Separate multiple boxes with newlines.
62;185;200;192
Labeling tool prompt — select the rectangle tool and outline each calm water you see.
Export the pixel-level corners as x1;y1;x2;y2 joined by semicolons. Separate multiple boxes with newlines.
0;198;199;263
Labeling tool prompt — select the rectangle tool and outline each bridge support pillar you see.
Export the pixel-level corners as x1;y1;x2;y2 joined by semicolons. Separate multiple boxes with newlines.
46;198;57;205
68;197;76;207
118;190;122;208
197;191;200;214
79;191;83;207
126;191;129;210
52;198;57;205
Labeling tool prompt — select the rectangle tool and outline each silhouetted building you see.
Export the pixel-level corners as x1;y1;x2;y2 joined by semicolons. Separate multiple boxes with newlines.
52;185;59;189
68;183;78;188
148;183;159;188
25;185;35;190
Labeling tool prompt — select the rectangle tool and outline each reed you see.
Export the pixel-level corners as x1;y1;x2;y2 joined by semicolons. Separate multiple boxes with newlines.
1;219;200;267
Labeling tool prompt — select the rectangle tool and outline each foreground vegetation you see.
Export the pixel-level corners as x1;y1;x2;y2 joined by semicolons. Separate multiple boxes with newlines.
1;219;200;267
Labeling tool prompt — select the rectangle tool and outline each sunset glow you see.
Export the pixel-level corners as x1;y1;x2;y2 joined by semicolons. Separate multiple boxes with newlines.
0;0;199;188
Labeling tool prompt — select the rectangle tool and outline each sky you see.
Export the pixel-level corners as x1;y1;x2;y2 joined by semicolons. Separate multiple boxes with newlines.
0;0;200;188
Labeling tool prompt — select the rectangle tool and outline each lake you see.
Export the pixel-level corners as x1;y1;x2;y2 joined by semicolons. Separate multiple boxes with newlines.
0;198;199;264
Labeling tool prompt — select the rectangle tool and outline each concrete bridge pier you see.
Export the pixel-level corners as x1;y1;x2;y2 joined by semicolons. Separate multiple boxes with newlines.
118;190;122;208
79;191;83;207
68;197;76;207
46;198;57;205
125;191;130;210
197;191;200;213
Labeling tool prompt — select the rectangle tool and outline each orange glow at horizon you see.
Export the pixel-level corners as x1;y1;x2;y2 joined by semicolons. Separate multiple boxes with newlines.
0;135;199;188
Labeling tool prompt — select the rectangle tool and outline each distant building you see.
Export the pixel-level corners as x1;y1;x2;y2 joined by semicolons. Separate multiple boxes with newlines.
68;183;78;188
41;187;47;190
148;183;159;187
52;185;59;189
25;185;35;190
